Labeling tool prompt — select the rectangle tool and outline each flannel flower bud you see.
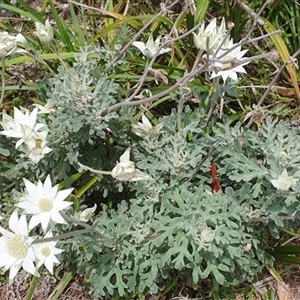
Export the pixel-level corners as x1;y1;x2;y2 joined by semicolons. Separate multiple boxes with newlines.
79;204;97;222
0;31;27;58
271;169;297;191
133;35;171;59
111;148;150;181
193;17;227;53
34;19;53;43
132;114;164;137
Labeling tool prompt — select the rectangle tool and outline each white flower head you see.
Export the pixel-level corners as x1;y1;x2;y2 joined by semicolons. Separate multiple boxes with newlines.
209;39;249;82
0;31;27;58
26;130;52;164
271;169;297;191
34;19;54;43
0;107;45;148
17;176;73;231
33;231;63;274
132;35;171;59
193;17;228;53
79;204;97;222
132;114;164;137
111;148;150;181
0;210;39;284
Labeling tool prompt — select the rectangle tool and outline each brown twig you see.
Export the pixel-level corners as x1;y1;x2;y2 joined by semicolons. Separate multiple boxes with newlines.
246;46;300;127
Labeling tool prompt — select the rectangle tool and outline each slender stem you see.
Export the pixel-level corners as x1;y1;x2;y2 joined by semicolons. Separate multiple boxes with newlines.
32;228;92;244
258;192;280;213
103;64;208;114
78;161;112;175
26;275;39;300
207;77;220;120
0;57;6;107
191;50;203;72
177;89;185;134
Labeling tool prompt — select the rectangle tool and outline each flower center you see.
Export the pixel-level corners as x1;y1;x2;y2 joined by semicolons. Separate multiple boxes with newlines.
6;234;28;259
40;245;51;257
35;139;42;148
38;198;53;212
221;55;232;69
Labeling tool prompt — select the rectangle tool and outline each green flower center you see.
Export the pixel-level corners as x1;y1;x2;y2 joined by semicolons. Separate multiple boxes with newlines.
38;198;53;212
35;139;42;148
6;234;28;259
40;245;51;257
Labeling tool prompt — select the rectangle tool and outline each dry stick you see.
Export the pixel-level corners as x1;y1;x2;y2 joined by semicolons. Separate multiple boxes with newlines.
103;63;209;114
246;46;300;127
103;30;280;115
125;7;198;104
234;0;266;27
102;0;278;115
248;215;296;223
105;0;181;70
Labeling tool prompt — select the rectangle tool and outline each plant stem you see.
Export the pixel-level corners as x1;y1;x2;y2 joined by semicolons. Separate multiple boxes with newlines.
191;50;203;73
32;228;92;244
207;77;220;120
25;275;38;300
177;89;185;134
0;57;6;107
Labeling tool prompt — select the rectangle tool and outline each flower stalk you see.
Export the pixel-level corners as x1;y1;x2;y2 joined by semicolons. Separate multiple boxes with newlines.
0;57;5;107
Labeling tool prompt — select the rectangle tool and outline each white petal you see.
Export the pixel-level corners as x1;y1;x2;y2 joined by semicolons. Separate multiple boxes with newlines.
50;211;67;224
8;263;21;284
132;41;146;54
119;148;131;162
22;257;39;277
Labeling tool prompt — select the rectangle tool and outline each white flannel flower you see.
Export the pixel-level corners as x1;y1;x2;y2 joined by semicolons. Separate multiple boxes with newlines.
26;130;52;164
193;17;227;53
0;107;45;148
111;148;150;181
132;35;171;59
33;231;63;274
132;114;164;137
0;211;39;284
271;169;297;191
0;31;27;58
209;39;249;82
34;19;54;43
17;176;73;231
79;204;97;222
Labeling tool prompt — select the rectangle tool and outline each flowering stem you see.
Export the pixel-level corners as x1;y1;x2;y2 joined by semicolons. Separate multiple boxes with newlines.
177;89;185;134
259;192;280;213
207;77;220;120
32;228;92;244
191;50;203;73
78;162;112;175
26;275;38;300
0;57;5;107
